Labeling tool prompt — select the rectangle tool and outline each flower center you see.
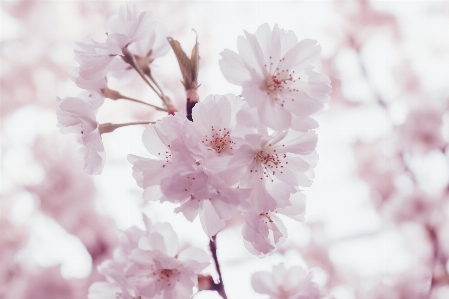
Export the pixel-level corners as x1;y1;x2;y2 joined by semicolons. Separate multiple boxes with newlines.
266;72;293;93
252;145;286;182
260;212;273;223
264;56;300;105
202;126;235;153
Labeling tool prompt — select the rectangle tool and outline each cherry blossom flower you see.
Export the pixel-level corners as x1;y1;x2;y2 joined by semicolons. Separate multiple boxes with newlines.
130;96;249;237
129;113;188;197
73;2;167;90
56;92;106;175
220;23;331;130
105;2;157;55
89;215;210;299
242;193;306;256
251;264;321;299
231;128;318;213
72;40;112;93
108;17;170;83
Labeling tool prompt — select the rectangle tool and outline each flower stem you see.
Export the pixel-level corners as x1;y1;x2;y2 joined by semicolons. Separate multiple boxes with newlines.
119;95;167;112
121;47;170;107
104;87;167;112
209;235;228;299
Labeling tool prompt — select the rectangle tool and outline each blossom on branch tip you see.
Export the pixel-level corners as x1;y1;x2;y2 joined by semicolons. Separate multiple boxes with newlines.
220;23;331;130
56;92;105;175
106;2;158;54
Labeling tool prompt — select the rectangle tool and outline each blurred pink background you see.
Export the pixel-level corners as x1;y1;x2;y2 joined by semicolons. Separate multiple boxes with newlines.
1;0;448;298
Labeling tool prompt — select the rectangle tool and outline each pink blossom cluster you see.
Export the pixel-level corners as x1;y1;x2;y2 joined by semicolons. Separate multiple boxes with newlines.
88;215;210;299
56;2;170;175
55;1;332;298
128;24;330;258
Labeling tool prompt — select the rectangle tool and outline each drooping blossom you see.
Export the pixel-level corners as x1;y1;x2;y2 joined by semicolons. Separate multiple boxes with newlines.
251;264;321;299
242;193;306;256
220;23;331;130
56;92;106;175
89;215;210;299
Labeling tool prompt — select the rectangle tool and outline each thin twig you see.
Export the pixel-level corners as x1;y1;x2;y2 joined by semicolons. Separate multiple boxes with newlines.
118;95;167;112
209;235;228;299
121;48;167;106
99;121;154;135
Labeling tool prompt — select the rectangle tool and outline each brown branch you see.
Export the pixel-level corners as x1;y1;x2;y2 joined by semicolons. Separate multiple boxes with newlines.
209;235;228;299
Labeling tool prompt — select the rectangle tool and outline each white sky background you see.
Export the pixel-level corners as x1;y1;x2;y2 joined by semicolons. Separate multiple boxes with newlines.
1;1;449;298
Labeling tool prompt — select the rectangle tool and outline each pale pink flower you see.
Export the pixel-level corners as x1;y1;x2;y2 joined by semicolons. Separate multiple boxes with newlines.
106;2;158;54
73;2;165;90
189;94;243;160
72;40;112;93
56;92;106;175
251;264;321;299
108;18;170;83
90;215;210;299
220;23;331;130
231;129;318;213
129;113;189;198
169;171;245;238
130;97;246;237
242;193;306;256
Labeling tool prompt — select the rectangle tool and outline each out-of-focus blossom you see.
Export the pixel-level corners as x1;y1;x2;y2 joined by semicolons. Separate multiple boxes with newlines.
397;106;447;154
56;92;106;175
251;264;321;299
26;137;117;265
21;266;82;299
383;191;441;224
220;23;331;130
353;139;403;205
0;211;28;298
89;215;210;299
356;271;431;299
336;0;400;51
